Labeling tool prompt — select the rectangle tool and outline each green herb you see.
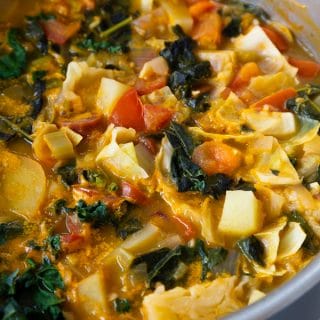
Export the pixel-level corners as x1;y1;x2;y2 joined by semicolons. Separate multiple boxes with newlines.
223;16;242;37
107;182;119;192
46;235;61;257
52;199;69;215
160;26;212;112
31;70;46;118
287;211;319;254
76;200;111;228
82;169;108;188
0;115;33;142
77;38;123;53
100;16;132;38
0;258;64;319
0;29;26;79
113;298;131;313
56;161;78;187
286;84;320;121
204;174;233;199
237;236;265;266
0;221;23;245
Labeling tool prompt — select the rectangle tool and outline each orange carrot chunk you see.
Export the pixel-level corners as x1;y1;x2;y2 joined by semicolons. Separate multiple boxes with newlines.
288;57;320;78
262;26;289;53
189;1;217;18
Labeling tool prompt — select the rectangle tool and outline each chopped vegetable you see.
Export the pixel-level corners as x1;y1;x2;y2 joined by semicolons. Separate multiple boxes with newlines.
113;298;131;313
288;57;320;78
0;221;23;245
56;161;78;187
237;235;265;266
262;26;289;53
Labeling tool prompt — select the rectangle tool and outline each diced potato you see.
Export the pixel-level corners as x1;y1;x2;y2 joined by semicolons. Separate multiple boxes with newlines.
0;154;46;219
96;78;130;117
132;0;154;13
103;248;135;273
139;57;169;79
248;290;266;305
277;222;306;260
244;111;297;138
121;223;162;256
77;270;108;315
43;130;75;160
218;191;263;237
160;0;193;33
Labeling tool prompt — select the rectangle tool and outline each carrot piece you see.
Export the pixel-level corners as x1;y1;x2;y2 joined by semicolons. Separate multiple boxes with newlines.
192;141;242;176
262;26;289;53
288;57;320;78
230;62;262;91
251;87;297;111
192;11;222;48
189;1;217;18
220;87;232;100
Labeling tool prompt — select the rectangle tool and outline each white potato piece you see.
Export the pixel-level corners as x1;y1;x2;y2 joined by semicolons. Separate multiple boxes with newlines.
218;191;263;237
96;78;130;117
0;154;46;219
160;0;193;33
77;270;108;316
277;222;306;260
139;57;169;79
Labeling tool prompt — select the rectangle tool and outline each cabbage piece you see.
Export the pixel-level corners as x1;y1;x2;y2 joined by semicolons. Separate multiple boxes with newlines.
197;50;236;94
255;217;287;266
234;26;298;79
142;276;243;320
277;222;306;260
281;116;320;153
248;289;266;305
59;61;110;114
247;72;296;99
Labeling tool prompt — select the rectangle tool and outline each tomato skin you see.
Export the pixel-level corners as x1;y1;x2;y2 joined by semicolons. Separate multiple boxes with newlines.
135;76;167;95
171;216;197;241
143;104;173;132
138;136;159;155
110;89;145;131
42;20;80;45
192;141;242;175
121;181;147;205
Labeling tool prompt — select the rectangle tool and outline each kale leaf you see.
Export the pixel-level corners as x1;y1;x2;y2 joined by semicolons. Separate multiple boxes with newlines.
77;38;123;53
0;221;23;245
0;29;27;79
116;218;142;239
76;200;111;228
160;26;212;112
46;235;61;257
0;259;64;320
113;298;131;313
25;17;48;55
82;169;108;188
204;174;233;199
56;161;78;187
223;16;242;37
286;84;320;121
31;70;46;118
287;211;319;255
237;236;265;266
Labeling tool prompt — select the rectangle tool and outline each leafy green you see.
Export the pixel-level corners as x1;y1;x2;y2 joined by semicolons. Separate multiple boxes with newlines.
77;38;123;53
223;16;242;37
286;84;320;121
25;17;48;55
237;236;265;266
0;29;27;79
56;161;78;187
82;169;108;188
133;241;228;288
76;200;111;228
160;26;212;112
204;174;233;199
116;218;142;240
113;298;131;313
52;199;69;215
46;235;61;257
31;70;46;118
0;259;64;320
287;211;319;255
232;179;256;191
0;115;33;142
0;221;23;245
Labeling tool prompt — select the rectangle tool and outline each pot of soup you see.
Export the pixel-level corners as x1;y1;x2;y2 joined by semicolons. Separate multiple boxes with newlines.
0;1;319;320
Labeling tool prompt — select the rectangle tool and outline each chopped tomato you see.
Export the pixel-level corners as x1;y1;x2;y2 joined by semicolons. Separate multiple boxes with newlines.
192;11;222;48
189;1;218;19
192;141;242;175
60;233;85;252
121;181;147;205
42;19;80;45
262;26;289;52
59;113;104;136
143;104;173;132
66;214;82;234
251;87;297;111
135;76;167;95
171;216;197;241
288;57;320;78
110;89;145;131
230;62;261;92
138;136;159;155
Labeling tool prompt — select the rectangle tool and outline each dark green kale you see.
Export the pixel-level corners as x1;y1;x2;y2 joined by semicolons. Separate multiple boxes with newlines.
232;179;256;191
0;221;23;245
286;84;320;121
0;259;64;320
0;29;27;79
160;26;212;112
166;122;206;192
116;218;142;239
82;169;108;188
133;241;228;288
76;0;131;53
76;200;111;228
113;298;131;313
223;16;242;37
46;235;61;257
204;174;233;199
25;17;48;55
31;70;46;118
242;3;270;21
56;161;78;187
52;199;69;215
237;236;265;266
287;211;319;255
